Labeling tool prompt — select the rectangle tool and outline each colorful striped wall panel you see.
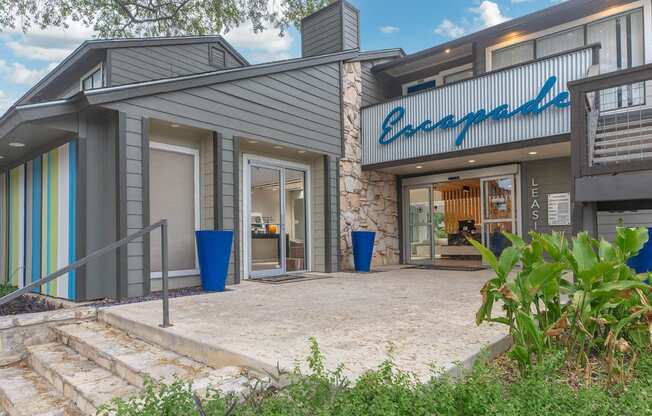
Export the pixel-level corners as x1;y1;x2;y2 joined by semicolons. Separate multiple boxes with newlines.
0;141;77;299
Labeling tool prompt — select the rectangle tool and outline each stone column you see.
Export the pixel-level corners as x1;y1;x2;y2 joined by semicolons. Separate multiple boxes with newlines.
339;62;399;270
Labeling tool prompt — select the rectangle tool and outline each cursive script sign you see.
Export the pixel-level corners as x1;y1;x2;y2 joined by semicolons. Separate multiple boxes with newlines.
378;76;570;147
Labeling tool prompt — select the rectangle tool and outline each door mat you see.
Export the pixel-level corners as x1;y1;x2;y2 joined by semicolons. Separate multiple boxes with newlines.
409;264;487;272
252;274;335;284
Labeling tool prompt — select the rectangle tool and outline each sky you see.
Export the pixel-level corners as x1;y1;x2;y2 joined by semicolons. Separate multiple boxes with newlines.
0;0;565;114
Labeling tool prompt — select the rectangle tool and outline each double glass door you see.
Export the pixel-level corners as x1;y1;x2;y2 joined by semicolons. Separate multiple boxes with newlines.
246;158;308;278
407;175;517;264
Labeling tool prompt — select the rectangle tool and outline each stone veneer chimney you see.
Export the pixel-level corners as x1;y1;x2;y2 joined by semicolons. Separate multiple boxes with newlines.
339;61;400;270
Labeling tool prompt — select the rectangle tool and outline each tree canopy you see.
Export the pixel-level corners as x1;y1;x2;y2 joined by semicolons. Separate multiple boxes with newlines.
0;0;334;38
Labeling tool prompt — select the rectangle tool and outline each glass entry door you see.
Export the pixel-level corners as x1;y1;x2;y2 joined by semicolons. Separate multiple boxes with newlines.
481;176;516;258
249;165;284;276
246;157;309;278
408;188;432;263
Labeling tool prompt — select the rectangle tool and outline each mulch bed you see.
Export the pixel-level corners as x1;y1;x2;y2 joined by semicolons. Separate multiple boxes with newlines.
87;286;208;308
0;295;61;316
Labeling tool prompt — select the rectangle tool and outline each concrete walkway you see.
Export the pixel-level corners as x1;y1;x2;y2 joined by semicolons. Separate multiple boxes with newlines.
100;268;508;381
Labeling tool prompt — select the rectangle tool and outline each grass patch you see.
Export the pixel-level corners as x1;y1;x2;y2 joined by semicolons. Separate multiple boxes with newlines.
99;340;652;416
0;284;17;298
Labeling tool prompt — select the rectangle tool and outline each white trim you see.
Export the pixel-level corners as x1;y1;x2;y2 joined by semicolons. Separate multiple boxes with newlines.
486;1;646;71
79;62;104;90
402;164;519;187
149;141;201;277
242;154;312;280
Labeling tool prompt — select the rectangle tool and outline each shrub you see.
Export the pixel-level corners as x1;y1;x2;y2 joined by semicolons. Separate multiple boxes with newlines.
98;341;652;416
469;227;652;381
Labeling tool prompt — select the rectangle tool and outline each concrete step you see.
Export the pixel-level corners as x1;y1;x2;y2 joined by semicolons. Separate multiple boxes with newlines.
0;362;82;416
53;321;250;394
27;343;140;416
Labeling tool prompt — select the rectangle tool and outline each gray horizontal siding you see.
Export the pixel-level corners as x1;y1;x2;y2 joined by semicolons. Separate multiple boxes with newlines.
342;3;359;50
221;136;237;284
361;60;394;107
124;114;145;297
109;43;243;86
302;4;343;57
106;62;343;157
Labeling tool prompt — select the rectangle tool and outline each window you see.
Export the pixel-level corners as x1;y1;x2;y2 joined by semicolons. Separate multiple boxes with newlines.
587;9;645;109
81;65;103;90
403;76;437;95
491;41;534;70
490;8;645;74
444;70;474;84
209;46;226;68
536;27;585;59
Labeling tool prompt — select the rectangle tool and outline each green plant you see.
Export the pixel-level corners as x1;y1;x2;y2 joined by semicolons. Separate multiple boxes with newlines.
469;227;652;381
94;340;652;416
0;284;17;298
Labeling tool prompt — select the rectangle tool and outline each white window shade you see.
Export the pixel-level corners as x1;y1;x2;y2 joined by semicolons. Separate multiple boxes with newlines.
536;27;584;58
492;41;534;70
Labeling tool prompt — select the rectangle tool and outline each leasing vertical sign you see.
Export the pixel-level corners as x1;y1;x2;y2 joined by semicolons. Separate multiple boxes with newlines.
361;46;594;166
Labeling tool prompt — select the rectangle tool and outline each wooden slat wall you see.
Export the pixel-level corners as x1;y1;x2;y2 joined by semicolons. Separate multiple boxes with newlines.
441;185;481;235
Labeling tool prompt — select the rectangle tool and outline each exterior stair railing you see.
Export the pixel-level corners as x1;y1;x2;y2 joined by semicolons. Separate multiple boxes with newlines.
0;219;172;328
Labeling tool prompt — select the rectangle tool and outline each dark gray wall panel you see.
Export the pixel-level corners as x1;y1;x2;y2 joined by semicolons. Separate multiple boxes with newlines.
361;60;395;107
105;62;343;157
79;110;117;300
109;43;244;86
521;157;572;237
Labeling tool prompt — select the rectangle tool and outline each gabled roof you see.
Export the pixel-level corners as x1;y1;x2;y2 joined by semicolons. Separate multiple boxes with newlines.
0;48;361;136
16;35;249;106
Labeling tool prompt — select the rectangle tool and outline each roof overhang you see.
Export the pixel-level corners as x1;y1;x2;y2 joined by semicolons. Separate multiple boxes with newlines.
16;35;249;106
84;49;360;105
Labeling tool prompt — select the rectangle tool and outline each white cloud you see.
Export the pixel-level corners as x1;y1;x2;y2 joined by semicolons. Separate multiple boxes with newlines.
469;1;510;28
0;59;57;85
380;26;400;34
223;22;294;63
1;20;95;63
434;19;466;39
0;90;16;115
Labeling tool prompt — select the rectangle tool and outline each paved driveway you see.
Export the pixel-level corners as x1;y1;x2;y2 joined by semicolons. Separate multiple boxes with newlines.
102;268;508;381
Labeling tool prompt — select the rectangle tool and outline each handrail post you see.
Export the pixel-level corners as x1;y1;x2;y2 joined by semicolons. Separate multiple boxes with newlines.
160;220;172;328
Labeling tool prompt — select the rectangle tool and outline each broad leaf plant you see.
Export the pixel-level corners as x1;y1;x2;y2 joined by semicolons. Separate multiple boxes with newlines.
469;227;652;382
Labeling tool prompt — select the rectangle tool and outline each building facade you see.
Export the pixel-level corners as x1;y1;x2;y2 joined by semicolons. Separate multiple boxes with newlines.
0;0;651;301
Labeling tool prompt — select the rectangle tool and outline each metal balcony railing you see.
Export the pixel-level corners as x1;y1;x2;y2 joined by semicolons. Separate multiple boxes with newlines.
0;219;172;328
570;63;652;176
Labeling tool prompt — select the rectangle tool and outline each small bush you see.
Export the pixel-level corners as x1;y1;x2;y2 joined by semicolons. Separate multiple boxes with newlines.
99;341;652;416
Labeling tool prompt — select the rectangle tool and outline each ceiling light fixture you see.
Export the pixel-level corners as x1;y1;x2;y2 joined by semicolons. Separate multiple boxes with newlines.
445;48;451;54
8;142;24;147
468;159;476;163
528;151;538;155
248;140;258;144
416;165;423;169
298;150;306;154
274;146;284;149
170;123;180;128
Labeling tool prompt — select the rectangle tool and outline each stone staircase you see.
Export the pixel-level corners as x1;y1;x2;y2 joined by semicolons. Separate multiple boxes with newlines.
0;321;253;416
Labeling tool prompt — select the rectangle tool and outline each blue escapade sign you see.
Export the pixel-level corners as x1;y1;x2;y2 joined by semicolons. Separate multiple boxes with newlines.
378;76;570;147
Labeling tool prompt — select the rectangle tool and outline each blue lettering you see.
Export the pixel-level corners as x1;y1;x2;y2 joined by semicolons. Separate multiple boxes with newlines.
378;76;571;147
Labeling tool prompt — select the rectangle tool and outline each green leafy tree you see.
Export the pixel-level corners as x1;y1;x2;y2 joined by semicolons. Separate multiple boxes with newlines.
0;0;335;38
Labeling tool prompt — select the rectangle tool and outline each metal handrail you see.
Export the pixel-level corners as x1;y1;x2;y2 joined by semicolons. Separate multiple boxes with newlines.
0;219;172;328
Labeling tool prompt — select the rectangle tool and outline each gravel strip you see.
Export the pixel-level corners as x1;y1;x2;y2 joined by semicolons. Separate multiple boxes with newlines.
0;295;60;316
86;286;207;308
